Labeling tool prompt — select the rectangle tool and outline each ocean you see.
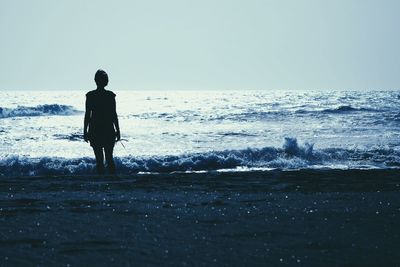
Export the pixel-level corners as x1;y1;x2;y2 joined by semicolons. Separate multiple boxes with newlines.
0;90;399;176
1;90;400;266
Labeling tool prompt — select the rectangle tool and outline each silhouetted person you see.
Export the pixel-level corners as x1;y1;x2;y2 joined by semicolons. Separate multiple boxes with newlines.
84;70;121;174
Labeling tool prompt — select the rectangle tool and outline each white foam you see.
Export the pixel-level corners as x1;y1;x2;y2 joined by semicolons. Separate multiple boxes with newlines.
0;138;399;176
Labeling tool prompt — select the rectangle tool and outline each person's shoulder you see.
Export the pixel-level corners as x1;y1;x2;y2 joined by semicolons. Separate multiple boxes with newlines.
105;90;116;97
86;90;97;97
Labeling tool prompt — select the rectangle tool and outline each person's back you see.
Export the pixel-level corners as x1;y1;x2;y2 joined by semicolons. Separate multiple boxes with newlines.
86;89;116;145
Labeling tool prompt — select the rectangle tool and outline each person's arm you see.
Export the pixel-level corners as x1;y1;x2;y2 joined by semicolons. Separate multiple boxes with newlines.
112;96;121;141
83;96;91;142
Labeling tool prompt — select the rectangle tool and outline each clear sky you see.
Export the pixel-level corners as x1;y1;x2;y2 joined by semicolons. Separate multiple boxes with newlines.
0;0;399;90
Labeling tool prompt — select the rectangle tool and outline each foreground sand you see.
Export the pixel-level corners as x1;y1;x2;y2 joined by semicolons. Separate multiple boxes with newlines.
0;169;399;266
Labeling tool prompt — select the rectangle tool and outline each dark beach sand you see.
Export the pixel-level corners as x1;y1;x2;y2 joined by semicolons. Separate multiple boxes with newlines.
0;169;399;266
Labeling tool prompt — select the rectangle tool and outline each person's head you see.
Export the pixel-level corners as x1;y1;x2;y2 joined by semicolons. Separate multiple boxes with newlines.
95;69;109;88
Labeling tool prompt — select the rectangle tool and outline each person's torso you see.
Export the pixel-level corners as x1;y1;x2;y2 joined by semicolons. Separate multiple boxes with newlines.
87;89;115;129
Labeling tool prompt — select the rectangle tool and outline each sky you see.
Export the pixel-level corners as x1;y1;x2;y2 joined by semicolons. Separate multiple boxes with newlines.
0;0;399;90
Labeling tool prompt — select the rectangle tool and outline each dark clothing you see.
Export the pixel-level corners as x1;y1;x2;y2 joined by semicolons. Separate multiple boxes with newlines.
86;89;117;148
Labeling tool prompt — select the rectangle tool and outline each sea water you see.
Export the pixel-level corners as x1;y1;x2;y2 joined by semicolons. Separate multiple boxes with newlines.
0;90;399;176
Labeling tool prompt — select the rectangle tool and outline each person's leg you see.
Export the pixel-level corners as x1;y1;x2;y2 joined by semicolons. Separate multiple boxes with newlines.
104;145;116;174
93;146;105;174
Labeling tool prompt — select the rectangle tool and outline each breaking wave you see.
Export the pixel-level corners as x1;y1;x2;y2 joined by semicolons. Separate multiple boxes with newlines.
0;104;82;119
0;138;399;177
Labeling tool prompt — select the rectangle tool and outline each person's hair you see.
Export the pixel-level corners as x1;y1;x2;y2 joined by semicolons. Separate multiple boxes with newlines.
94;69;109;87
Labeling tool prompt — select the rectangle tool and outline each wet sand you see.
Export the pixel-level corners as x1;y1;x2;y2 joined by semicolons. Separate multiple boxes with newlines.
0;169;399;266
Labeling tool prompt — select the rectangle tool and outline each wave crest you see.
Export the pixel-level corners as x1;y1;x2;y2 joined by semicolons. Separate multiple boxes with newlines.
0;104;82;119
1;138;399;176
322;105;376;113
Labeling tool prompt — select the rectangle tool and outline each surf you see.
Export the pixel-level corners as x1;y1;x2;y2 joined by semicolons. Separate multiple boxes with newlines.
1;138;399;177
